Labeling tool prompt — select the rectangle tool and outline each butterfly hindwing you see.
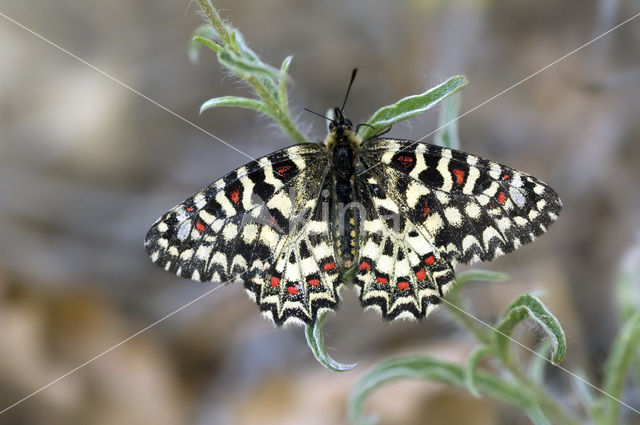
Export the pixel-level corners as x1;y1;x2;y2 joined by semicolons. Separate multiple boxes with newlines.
145;143;342;325
353;169;455;320
246;175;344;325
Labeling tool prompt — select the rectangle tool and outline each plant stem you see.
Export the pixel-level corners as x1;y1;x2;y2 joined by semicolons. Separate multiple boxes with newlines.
195;0;231;44
249;76;308;144
194;0;309;144
445;296;493;346
504;356;582;425
446;297;581;425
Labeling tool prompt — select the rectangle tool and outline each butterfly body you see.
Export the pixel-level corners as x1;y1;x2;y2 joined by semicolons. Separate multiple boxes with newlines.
145;109;561;326
326;108;362;268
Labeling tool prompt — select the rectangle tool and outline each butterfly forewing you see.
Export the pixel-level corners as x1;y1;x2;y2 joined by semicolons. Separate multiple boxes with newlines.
360;139;562;264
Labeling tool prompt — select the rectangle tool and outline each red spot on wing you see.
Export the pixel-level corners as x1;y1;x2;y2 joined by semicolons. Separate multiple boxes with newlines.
358;262;371;272
186;206;194;212
287;285;299;295
276;165;292;176
395;155;414;168
416;269;426;281
497;192;507;205
422;202;431;217
397;281;410;290
308;279;320;287
453;168;465;185
375;276;388;284
502;174;510;180
230;189;240;205
424;255;435;266
195;221;206;233
324;262;337;272
270;276;280;287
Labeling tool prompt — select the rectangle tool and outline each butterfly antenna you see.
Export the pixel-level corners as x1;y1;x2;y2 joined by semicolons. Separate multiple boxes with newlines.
303;107;334;122
340;68;358;114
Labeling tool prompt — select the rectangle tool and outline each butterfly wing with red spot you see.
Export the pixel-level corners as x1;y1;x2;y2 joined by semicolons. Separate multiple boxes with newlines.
353;170;455;320
360;139;562;265
249;175;344;325
145;143;342;326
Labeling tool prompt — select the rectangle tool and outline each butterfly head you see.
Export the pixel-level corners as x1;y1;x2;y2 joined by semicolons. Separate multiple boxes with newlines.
325;107;360;151
328;107;353;133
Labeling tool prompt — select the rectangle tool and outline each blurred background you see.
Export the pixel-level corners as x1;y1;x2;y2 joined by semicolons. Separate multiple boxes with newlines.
1;0;640;424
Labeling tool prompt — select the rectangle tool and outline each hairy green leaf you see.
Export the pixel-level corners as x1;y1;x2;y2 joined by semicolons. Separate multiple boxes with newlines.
192;35;223;57
349;356;533;425
434;92;462;149
465;346;494;397
189;25;221;62
233;30;281;96
455;269;509;287
278;56;293;114
570;369;599;422
218;49;279;82
357;75;468;140
305;310;356;372
495;294;566;364
527;340;552;383
199;96;273;118
446;269;509;306
232;30;261;64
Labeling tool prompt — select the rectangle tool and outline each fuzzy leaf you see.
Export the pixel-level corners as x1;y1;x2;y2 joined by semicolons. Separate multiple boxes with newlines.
434;92;462;149
192;35;223;56
455;269;509;287
357;75;468;140
465;346;494;398
446;269;509;304
601;310;640;424
189;25;221;62
495;294;566;364
341;265;357;284
278;55;293;113
570;369;599;421
229;31;280;98
232;30;261;64
528;340;552;383
218;49;279;82
305;310;356;372
349;356;533;425
199;96;274;118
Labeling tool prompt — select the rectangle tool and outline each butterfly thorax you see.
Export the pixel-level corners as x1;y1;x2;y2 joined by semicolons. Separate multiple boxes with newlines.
324;110;362;269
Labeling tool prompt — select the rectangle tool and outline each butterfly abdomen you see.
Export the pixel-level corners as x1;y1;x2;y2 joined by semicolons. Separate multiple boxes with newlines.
331;144;359;268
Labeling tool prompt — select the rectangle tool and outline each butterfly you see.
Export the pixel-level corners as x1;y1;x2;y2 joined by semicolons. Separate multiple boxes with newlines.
145;72;561;326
